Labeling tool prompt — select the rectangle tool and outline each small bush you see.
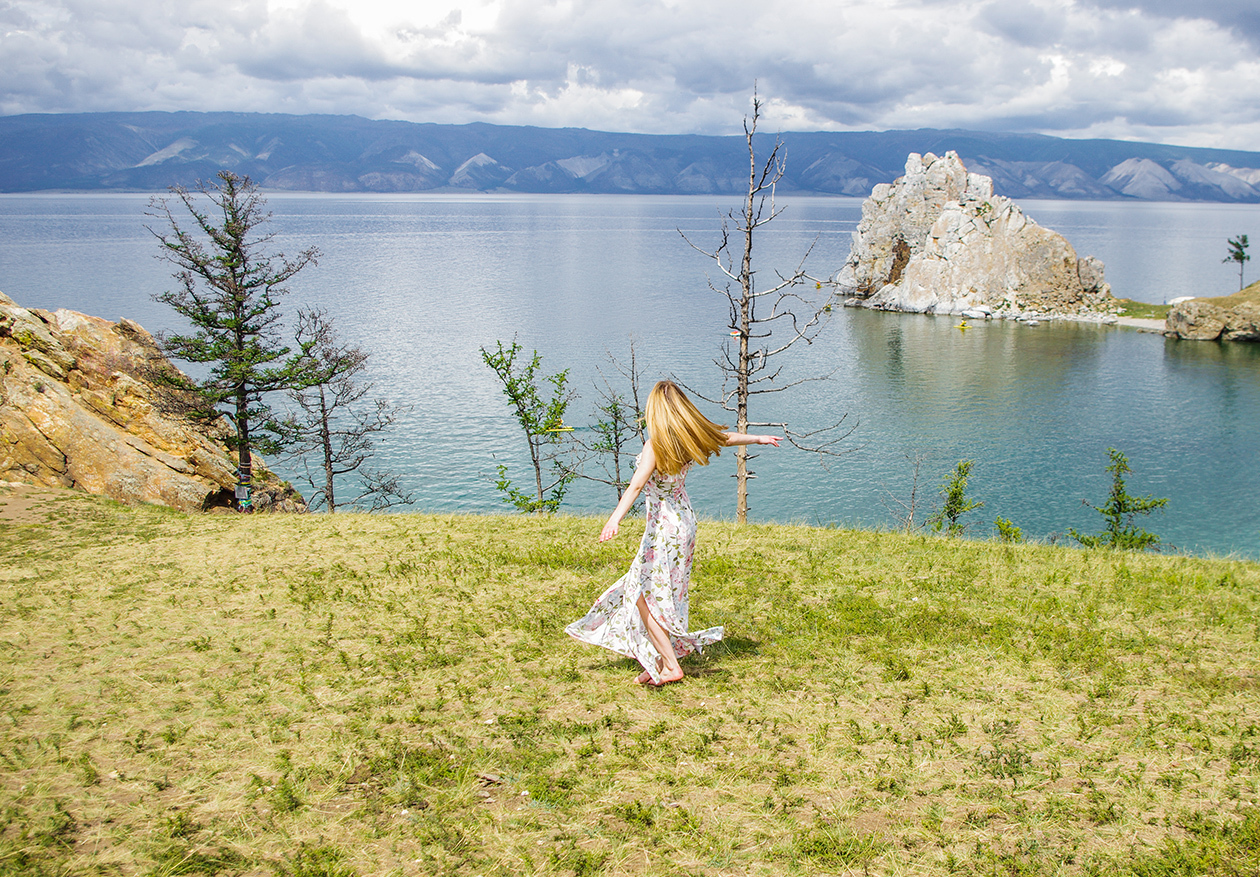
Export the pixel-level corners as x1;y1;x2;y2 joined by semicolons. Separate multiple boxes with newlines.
995;516;1023;543
793;820;884;868
928;460;984;536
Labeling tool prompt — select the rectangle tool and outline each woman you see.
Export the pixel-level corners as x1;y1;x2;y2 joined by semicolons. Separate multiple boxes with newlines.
565;380;781;685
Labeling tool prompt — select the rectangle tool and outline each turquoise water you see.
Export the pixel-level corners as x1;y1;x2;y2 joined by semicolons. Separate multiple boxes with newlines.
1;193;1257;557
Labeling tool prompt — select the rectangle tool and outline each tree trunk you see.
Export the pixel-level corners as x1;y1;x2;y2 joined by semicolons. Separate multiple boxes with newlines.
236;387;252;513
736;129;756;524
319;385;336;512
531;436;545;511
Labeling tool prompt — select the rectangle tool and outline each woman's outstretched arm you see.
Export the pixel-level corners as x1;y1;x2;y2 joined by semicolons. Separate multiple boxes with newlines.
723;432;782;447
599;440;657;542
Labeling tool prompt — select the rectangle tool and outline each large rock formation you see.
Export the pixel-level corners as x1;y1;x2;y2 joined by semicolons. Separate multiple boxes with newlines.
836;152;1117;320
1165;286;1260;341
0;291;305;512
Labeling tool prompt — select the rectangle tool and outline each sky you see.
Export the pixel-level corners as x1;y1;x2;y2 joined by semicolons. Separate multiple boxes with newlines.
3;0;1259;149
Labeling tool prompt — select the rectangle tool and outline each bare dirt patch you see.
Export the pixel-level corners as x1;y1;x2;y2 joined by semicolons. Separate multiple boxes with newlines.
0;481;94;525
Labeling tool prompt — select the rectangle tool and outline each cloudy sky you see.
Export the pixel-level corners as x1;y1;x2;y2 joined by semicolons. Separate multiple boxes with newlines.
3;0;1259;149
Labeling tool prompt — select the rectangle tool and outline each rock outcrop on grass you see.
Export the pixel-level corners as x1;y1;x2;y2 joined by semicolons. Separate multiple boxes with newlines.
0;290;305;512
1165;283;1260;341
836;151;1117;320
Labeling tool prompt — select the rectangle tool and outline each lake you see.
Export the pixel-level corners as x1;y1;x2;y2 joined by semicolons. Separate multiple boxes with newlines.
1;192;1258;558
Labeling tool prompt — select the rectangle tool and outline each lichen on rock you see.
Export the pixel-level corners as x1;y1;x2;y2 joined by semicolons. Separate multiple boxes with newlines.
0;290;305;513
835;151;1117;320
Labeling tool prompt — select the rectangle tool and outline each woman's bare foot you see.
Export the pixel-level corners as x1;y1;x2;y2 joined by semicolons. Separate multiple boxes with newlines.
634;670;652;684
648;667;684;686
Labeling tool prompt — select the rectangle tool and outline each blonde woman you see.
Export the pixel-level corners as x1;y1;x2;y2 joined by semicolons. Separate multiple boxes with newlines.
565;380;781;685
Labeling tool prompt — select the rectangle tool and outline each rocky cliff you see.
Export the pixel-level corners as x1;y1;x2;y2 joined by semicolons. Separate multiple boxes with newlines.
1165;285;1260;341
0;291;305;512
835;152;1117;320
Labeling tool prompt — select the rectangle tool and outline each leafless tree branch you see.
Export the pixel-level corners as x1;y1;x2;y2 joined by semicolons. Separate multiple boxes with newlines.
674;89;854;521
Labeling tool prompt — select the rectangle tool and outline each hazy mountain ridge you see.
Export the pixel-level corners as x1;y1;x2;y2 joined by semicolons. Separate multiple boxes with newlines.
2;111;1260;202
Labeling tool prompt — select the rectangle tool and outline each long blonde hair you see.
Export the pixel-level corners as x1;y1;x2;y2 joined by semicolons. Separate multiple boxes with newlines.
645;381;727;476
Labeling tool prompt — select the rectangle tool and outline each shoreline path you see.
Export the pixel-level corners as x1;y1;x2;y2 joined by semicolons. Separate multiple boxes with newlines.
1114;316;1168;332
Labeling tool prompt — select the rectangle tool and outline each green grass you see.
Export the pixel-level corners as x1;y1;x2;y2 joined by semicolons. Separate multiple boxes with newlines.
1115;299;1171;320
1;490;1259;875
1195;279;1260;308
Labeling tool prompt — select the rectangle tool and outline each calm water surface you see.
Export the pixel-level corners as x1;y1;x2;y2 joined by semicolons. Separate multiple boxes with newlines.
0;193;1257;558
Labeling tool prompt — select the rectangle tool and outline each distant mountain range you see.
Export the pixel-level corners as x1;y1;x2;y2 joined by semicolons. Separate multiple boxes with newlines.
2;111;1260;203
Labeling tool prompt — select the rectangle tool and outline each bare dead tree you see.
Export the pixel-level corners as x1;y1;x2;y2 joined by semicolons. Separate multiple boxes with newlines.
881;450;930;533
568;341;648;502
279;309;413;512
680;92;854;522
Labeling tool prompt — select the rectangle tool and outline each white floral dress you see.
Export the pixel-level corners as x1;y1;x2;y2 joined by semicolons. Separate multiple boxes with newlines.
565;454;723;682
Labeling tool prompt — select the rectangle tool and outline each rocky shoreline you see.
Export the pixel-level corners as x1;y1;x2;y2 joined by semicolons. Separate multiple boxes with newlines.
1164;288;1260;341
842;296;1123;328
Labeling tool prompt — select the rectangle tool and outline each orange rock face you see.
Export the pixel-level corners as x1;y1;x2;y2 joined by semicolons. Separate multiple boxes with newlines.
0;291;305;512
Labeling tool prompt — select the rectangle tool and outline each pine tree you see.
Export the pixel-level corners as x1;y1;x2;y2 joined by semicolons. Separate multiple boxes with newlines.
927;460;984;536
1069;448;1168;551
1224;234;1250;291
148;171;319;510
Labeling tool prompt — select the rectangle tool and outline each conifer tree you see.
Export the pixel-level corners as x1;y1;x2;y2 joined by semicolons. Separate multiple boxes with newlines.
1224;234;1250;290
927;459;984;536
1069;448;1168;551
148;171;319;510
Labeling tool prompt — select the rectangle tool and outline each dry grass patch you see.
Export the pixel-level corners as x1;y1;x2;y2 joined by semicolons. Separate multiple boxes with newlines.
1196;279;1260;308
1;490;1258;875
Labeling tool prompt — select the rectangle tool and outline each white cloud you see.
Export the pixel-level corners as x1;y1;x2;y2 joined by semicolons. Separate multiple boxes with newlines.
1;0;1258;149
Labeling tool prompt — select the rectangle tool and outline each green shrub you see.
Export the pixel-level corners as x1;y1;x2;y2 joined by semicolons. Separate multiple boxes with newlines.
1069;448;1167;551
928;460;984;536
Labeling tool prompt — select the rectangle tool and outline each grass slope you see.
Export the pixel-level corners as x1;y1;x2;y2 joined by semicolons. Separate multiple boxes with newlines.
1196;279;1260;308
2;486;1259;876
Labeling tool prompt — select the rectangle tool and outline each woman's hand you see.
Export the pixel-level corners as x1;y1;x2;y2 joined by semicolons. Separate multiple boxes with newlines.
597;440;653;543
723;432;783;447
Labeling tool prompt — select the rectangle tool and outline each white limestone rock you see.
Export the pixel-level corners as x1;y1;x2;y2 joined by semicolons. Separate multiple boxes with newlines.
836;152;1116;318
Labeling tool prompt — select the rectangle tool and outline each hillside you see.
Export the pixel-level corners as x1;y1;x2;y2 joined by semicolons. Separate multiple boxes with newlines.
3;111;1260;201
1199;278;1260;308
2;484;1258;875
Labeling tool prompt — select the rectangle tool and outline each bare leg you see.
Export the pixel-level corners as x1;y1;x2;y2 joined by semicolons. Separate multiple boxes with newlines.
636;594;684;684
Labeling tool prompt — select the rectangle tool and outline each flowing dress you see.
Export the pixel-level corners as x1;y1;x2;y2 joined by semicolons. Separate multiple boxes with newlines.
565;456;724;682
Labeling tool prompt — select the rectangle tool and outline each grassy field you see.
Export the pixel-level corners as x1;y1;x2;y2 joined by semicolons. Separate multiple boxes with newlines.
1113;299;1171;320
2;485;1259;876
